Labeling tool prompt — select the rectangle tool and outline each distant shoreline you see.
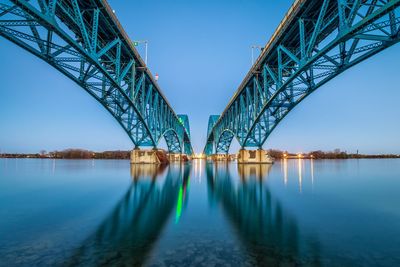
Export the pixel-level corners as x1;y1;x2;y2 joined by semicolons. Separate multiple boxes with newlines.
0;149;130;160
0;149;399;160
1;156;399;160
278;155;400;159
268;149;400;160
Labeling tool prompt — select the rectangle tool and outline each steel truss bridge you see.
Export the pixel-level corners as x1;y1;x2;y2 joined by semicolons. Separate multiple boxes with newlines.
0;0;193;155
204;0;400;155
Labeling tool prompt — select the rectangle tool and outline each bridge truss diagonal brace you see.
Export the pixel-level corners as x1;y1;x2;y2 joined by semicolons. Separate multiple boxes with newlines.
0;0;193;154
205;0;400;155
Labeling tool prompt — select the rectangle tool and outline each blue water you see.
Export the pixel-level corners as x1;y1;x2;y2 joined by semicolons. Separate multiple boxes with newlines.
1;159;400;266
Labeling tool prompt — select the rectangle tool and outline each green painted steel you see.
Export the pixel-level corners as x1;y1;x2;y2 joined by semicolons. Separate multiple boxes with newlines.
0;0;193;155
177;114;192;155
204;0;400;155
204;115;220;155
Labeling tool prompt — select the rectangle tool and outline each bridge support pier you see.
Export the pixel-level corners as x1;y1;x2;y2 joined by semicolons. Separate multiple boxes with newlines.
237;149;273;164
209;154;230;162
168;153;190;163
130;148;169;164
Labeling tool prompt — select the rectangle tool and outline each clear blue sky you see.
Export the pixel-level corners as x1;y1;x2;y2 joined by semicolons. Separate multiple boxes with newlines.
1;0;399;154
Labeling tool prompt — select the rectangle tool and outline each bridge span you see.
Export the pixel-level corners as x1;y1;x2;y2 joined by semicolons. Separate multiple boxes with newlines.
204;0;400;159
0;0;193;156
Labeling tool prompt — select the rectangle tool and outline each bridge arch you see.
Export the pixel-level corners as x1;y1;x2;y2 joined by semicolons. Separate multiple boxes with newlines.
205;0;400;155
0;0;193;154
214;129;240;154
159;128;182;153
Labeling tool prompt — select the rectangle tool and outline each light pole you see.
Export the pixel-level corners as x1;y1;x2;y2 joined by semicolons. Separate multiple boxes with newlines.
251;45;263;65
132;40;148;65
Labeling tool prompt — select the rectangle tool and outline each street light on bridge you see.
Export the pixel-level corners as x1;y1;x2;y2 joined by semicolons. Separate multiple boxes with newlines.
132;40;148;65
251;45;264;65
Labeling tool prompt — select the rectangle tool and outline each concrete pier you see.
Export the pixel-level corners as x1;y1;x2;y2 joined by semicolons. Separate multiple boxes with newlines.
130;149;169;164
168;153;190;162
209;154;230;161
237;149;273;164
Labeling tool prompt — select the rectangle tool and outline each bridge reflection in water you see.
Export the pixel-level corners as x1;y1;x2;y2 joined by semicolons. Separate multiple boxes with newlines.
66;163;191;267
206;162;321;266
65;160;322;266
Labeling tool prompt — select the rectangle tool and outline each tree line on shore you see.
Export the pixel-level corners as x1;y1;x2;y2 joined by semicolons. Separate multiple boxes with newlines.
267;149;400;159
1;148;399;159
0;149;130;159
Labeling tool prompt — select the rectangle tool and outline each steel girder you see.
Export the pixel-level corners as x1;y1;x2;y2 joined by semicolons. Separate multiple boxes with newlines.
204;115;220;155
0;0;193;155
204;0;400;155
177;114;192;155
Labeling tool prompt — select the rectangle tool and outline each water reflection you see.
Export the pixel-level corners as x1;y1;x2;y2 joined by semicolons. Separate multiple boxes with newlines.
175;166;190;224
193;158;203;182
206;163;321;266
2;159;400;266
237;163;271;181
281;159;316;193
298;159;303;193
311;159;314;190
65;163;191;267
283;159;288;186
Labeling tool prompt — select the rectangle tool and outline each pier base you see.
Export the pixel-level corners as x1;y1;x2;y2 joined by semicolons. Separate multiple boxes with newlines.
210;154;230;161
168;153;189;162
237;149;273;164
130;149;169;164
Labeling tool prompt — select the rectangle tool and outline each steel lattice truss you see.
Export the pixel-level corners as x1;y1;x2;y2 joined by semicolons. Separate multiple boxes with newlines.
0;0;193;155
204;115;219;155
205;0;400;155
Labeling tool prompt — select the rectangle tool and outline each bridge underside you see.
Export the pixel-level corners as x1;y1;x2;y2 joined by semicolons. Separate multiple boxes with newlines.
205;0;400;155
0;0;193;155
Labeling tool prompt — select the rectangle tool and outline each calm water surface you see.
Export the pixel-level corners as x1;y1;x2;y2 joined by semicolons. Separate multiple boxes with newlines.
1;158;400;266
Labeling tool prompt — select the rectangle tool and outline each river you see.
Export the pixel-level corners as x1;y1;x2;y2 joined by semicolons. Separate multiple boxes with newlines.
0;158;400;266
